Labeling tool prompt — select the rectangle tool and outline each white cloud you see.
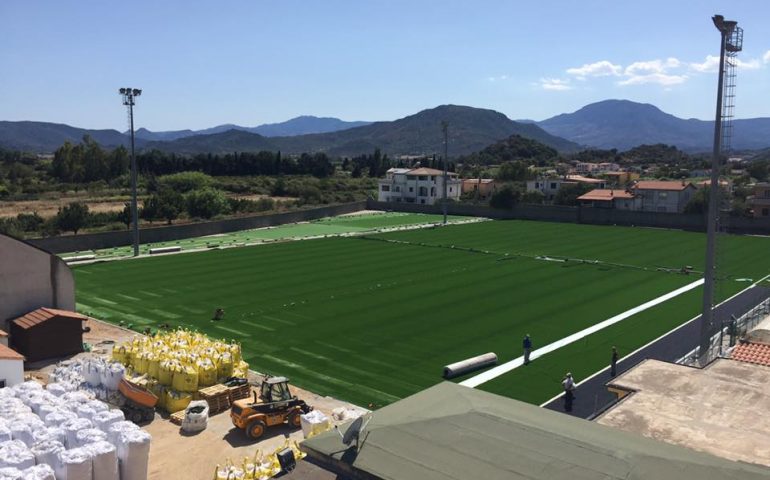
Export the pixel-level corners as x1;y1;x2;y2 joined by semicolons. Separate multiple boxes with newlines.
487;74;508;82
625;58;681;76
539;78;572;91
764;50;770;63
618;73;688;86
566;60;622;79
690;54;762;73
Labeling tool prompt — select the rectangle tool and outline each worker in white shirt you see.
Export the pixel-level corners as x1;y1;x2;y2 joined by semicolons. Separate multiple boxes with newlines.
562;372;576;412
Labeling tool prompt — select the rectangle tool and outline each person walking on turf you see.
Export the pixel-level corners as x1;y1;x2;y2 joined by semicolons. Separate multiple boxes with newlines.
523;334;532;365
610;346;619;377
562;372;576;412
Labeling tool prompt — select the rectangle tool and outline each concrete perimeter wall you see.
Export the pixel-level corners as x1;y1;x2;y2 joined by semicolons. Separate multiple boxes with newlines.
366;199;770;235
28;201;367;254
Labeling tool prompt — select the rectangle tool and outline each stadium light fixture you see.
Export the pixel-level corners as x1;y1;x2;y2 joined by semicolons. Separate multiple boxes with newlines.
119;87;142;257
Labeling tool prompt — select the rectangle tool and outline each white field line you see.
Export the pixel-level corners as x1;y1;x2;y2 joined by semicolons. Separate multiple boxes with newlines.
459;278;705;388
537;272;770;407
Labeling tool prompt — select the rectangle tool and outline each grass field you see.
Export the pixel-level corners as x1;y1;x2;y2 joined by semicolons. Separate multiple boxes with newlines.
74;219;770;407
65;212;474;258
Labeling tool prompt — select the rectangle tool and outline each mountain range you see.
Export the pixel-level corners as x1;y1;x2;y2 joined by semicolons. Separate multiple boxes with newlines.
537;99;770;152
3;100;770;156
131;115;372;142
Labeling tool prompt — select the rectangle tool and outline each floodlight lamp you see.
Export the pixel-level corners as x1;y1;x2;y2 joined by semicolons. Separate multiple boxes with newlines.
133;89;142;96
712;14;725;31
119;88;126;94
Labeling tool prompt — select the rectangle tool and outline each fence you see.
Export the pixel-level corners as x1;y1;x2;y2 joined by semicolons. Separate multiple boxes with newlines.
678;296;770;366
27;201;367;254
366;199;770;234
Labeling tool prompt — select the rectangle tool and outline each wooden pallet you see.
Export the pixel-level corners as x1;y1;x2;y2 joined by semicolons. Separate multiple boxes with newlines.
199;384;232;414
227;384;251;402
170;410;185;425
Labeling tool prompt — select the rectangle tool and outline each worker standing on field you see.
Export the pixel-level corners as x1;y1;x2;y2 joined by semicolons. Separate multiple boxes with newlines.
610;346;619;377
523;334;532;365
562;372;576;412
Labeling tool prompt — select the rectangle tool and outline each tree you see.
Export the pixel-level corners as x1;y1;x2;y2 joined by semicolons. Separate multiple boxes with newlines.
496;161;530;181
521;190;545;205
156;188;185;224
489;184;522;209
117;202;132;230
15;212;44;232
554;183;592;206
55;202;89;234
185;188;229;219
140;196;160;223
156;171;213;193
747;160;769;182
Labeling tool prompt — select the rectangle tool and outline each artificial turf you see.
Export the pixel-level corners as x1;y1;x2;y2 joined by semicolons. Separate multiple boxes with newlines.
73;219;770;408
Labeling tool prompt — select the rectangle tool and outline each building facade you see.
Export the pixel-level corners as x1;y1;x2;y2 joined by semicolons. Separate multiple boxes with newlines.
750;183;770;218
378;167;462;205
631;181;696;213
577;189;641;210
574;162;621;175
0;344;23;387
461;179;497;200
526;176;606;201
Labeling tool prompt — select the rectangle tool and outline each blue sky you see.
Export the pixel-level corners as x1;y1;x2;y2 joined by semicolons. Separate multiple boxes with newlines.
1;1;769;131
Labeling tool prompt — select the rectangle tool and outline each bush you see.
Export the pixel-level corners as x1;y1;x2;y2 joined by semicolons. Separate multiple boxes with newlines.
16;212;44;232
0;218;23;238
186;188;230;219
55;202;89;234
157;171;213;193
490;184;522;209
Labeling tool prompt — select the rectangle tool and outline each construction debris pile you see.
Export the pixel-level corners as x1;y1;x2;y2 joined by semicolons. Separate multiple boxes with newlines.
112;329;249;413
213;440;306;480
0;380;151;480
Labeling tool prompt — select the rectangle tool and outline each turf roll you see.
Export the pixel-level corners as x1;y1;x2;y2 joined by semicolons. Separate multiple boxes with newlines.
443;352;497;379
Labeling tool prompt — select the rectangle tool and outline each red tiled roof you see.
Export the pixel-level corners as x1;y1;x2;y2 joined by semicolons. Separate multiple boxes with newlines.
0;343;24;361
11;307;88;330
633;181;693;191
731;342;770;367
408;167;457;176
0;329;7;337
566;175;605;184
577;189;635;202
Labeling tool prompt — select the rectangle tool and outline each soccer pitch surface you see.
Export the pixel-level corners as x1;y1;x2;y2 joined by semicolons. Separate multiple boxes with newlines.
74;219;770;407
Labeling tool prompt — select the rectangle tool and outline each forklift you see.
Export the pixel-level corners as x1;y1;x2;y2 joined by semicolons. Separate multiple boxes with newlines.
230;376;313;439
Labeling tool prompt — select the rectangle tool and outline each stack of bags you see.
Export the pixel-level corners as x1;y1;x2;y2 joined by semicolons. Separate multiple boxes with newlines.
48;358;126;406
213;440;306;480
0;380;152;480
112;329;249;413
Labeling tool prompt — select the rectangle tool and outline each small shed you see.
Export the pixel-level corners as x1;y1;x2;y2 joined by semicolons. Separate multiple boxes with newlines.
0;343;24;387
9;307;87;362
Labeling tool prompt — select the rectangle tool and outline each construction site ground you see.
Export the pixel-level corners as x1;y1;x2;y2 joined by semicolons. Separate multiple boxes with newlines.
26;317;362;480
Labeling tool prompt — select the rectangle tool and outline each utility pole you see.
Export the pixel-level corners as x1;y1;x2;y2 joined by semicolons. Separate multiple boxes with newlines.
441;121;448;225
699;15;742;364
119;88;142;257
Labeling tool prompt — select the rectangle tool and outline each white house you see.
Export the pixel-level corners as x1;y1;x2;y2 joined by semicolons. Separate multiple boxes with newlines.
526;175;606;201
574;162;621;175
577;189;642;210
378;167;462;205
0;343;24;387
631;181;697;213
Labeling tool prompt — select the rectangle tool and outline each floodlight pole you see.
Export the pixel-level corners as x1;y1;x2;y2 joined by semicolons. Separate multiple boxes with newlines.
698;16;731;363
120;88;142;257
441;121;448;225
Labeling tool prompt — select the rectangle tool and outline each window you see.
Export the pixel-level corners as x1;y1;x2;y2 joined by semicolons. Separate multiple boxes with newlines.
0;380;4;388
763;208;769;217
407;175;416;180
421;199;426;204
550;182;557;189
763;190;770;199
418;186;428;196
430;187;436;197
409;187;413;193
431;176;436;181
449;187;453;193
394;186;400;192
381;185;390;192
418;176;427;181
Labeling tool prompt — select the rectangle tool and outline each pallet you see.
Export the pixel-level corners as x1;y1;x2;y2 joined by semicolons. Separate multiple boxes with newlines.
170;410;185;425
199;384;232;415
227;384;251;402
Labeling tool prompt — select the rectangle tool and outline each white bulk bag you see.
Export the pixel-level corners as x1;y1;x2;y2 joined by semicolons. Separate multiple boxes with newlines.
75;428;107;448
0;440;35;470
0;467;21;480
84;441;119;480
83;361;103;387
100;363;125;392
30;440;65;467
0;425;11;444
106;421;138;445
60;418;93;448
116;429;151;480
44;411;77;428
21;464;55;480
55;448;93;480
8;422;34;447
45;383;67;397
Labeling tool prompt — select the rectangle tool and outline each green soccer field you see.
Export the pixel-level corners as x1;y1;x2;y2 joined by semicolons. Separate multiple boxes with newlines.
73;219;770;407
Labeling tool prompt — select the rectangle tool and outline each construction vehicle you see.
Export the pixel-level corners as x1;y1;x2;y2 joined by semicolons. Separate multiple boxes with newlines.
118;378;158;424
230;376;312;439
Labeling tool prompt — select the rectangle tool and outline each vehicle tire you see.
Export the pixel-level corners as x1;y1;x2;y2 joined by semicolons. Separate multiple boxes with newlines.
130;410;143;424
143;408;155;422
288;411;301;428
247;420;266;439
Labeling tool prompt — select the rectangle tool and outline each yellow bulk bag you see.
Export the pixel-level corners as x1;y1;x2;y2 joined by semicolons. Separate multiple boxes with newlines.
148;381;166;410
216;352;234;380
172;365;199;393
165;389;192;413
111;345;128;365
133;352;149;375
229;343;242;363
233;361;249;379
197;359;217;388
158;360;177;386
147;355;160;379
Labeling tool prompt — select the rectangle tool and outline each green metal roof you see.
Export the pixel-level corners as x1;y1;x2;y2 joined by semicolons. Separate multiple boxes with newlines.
302;382;770;480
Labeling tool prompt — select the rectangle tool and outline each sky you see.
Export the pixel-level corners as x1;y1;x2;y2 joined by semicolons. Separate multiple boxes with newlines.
1;0;769;131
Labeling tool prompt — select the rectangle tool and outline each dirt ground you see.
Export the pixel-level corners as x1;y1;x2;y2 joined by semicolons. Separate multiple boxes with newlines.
26;318;364;479
0;196;130;218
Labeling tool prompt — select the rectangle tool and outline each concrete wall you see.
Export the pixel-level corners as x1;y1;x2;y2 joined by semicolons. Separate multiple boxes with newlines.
0;359;24;387
0;235;75;326
366;199;770;234
26;202;367;254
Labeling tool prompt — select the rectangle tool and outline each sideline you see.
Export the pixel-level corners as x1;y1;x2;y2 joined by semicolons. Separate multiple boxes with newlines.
459;277;705;388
